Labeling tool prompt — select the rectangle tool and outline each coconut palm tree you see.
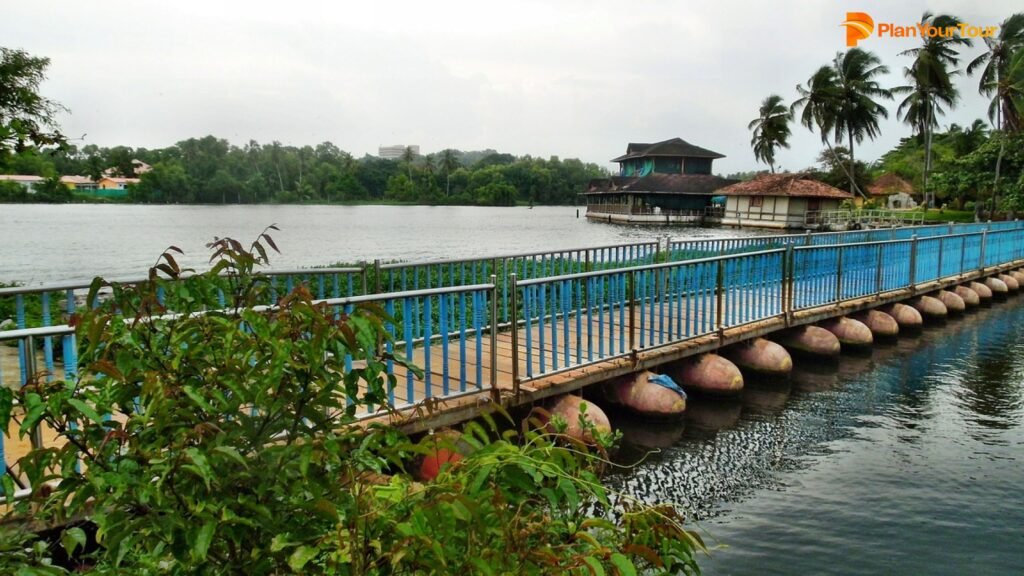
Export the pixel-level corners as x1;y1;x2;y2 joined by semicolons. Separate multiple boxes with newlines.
833;49;893;197
967;13;1024;217
439;148;459;197
400;145;417;178
792;48;892;198
894;12;971;207
748;94;792;173
946;119;990;157
968;13;1024;132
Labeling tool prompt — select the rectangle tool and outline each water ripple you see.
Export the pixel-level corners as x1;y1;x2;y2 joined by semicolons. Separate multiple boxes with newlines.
606;300;1024;575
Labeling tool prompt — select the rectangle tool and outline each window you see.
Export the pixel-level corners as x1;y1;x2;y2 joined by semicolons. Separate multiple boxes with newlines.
750;196;763;208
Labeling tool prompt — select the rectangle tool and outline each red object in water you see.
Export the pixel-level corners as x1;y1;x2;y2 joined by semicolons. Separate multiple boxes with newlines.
418;447;464;481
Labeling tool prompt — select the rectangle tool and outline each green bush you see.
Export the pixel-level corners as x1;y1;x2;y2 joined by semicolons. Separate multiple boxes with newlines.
1;228;705;574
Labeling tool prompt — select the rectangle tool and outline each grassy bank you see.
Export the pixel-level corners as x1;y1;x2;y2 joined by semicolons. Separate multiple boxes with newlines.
917;209;978;223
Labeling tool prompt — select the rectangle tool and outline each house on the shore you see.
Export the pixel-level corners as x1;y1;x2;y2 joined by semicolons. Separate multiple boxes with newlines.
97;176;139;190
0;174;44;192
61;175;98;191
709;173;853;229
583;138;736;224
868;173;917;209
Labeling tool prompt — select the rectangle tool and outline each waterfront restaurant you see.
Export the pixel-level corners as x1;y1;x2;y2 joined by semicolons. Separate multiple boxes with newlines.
711;173;853;229
583;138;735;224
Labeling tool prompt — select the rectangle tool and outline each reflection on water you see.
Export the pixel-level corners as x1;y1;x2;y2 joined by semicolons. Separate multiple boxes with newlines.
609;299;1024;575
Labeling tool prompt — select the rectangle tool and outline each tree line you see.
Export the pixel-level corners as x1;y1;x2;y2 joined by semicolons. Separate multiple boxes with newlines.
1;139;606;206
0;47;606;207
747;12;1024;215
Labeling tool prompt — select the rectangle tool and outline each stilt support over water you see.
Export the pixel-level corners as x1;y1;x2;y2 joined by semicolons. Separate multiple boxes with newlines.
850;309;899;338
547;395;612;443
997;274;1019;292
935;290;966;314
879;302;924;330
909;295;948;321
969;281;994;302
603;370;687;419
984;276;1009;298
954;285;981;308
721;338;793;376
772;325;841;358
819;317;873;349
664;354;744;395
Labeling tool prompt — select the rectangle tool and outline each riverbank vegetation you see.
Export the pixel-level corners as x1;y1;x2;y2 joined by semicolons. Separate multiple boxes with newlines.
748;12;1024;218
0;232;705;574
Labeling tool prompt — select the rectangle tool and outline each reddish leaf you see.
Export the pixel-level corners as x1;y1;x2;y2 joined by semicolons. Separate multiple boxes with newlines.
262;233;280;253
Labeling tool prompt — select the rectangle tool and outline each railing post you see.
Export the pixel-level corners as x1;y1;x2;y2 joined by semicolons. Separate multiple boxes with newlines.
782;244;793;316
937;236;944;279
909;234;918;290
979;230;988;272
489;274;499;401
373;259;382;294
360;265;368;295
715;260;725;332
875;244;884;294
628;270;636;351
804;230;812;246
509;274;519;397
24;335;43;450
835;247;844;302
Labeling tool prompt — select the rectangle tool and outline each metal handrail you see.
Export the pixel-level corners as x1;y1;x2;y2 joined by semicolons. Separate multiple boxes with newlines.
377;240;658;270
517;248;787;287
0;267;366;297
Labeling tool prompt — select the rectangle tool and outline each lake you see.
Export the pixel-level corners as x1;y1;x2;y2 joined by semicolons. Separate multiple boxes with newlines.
608;299;1024;575
0;204;759;285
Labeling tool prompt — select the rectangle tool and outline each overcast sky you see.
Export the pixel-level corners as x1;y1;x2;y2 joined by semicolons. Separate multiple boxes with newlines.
2;0;1019;174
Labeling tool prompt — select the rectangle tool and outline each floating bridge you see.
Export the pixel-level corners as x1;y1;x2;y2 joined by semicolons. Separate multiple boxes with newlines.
3;220;1024;491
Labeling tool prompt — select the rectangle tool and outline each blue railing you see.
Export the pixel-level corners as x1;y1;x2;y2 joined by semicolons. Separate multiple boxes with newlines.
514;248;786;380
511;226;1024;383
668;220;1024;260
375;241;659;330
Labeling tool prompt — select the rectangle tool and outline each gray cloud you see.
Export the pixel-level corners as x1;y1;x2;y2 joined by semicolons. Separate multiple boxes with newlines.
2;0;1018;174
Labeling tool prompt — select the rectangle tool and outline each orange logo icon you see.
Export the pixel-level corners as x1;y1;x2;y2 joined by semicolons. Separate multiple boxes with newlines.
842;12;874;46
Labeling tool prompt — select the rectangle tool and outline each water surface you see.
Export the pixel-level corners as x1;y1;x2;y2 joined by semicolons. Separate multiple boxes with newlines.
608;301;1024;575
0;204;758;285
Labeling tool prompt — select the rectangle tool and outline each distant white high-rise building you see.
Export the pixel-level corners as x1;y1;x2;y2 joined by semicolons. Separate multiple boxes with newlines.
378;144;419;160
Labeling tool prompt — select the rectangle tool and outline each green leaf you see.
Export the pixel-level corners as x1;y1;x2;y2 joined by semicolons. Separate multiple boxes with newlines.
213;445;248;468
288;545;319;571
1;475;15;505
185;448;214;489
67;398;102;424
610;553;637;576
19;393;47;438
0;387;13;427
183;386;214;412
192;520;215;561
270;533;294;553
558;477;580;510
61;526;87;556
583;556;606;576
